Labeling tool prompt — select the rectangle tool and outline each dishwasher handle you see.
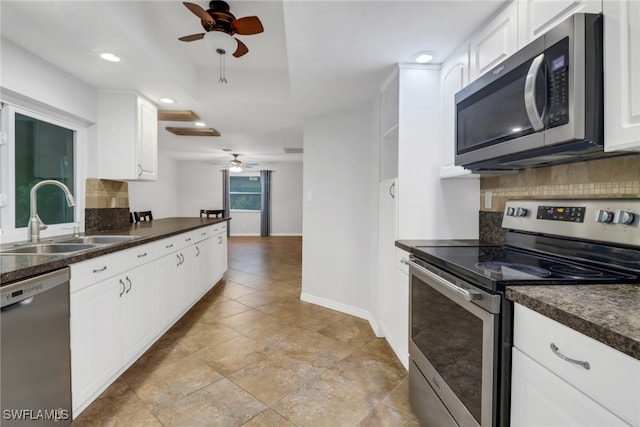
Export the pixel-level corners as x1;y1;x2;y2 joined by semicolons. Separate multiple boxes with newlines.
1;297;34;312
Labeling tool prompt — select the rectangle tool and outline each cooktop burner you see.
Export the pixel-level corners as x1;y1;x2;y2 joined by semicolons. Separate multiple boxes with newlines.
548;265;605;278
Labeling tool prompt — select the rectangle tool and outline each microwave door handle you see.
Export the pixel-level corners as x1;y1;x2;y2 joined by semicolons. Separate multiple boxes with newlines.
524;53;545;131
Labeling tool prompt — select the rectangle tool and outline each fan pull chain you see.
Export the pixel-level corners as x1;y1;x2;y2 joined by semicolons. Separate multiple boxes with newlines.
216;48;228;84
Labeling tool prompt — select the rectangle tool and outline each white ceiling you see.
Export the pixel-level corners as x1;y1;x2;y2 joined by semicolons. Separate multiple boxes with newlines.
0;0;507;165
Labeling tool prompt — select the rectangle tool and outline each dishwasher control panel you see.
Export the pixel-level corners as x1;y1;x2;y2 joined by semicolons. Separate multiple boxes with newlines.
1;268;70;308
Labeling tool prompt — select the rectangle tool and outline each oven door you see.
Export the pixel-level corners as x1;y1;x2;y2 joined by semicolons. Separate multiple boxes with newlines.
406;257;501;427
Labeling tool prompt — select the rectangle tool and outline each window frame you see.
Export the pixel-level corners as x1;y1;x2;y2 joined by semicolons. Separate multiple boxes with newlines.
229;174;262;212
0;102;87;243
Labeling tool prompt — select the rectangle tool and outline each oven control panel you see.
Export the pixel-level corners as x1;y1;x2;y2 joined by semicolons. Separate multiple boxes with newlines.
502;199;639;247
536;206;585;222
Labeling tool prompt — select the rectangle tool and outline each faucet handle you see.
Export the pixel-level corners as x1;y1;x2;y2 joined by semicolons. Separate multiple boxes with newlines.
36;214;47;230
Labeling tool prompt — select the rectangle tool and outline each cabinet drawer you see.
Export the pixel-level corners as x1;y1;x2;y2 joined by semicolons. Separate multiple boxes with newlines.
70;251;126;293
194;226;215;242
119;242;159;271
514;304;640;426
157;236;180;256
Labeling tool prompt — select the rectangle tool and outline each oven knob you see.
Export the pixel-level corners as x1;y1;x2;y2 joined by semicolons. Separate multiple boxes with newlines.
506;207;515;216
514;207;527;217
614;210;635;225
595;209;614;223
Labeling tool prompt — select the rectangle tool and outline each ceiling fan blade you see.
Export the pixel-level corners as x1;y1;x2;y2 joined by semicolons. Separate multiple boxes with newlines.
178;33;206;42
232;38;249;58
232;16;264;35
183;2;215;24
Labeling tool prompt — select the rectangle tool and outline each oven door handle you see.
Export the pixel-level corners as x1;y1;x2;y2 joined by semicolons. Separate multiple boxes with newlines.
402;258;483;302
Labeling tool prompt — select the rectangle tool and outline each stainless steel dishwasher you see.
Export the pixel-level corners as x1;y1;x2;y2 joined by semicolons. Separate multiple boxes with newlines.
1;268;72;426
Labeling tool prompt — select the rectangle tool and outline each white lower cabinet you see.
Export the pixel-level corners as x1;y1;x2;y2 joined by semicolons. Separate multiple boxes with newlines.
511;348;629;427
121;262;158;362
70;276;122;414
70;224;229;418
511;303;640;426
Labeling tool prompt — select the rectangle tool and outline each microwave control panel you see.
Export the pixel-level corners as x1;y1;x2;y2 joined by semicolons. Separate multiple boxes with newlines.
546;37;570;129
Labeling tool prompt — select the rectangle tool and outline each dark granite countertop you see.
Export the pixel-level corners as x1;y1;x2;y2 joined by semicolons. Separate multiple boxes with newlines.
506;285;640;361
395;239;495;253
0;217;230;286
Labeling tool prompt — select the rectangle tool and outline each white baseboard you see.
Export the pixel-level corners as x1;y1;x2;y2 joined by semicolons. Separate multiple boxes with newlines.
270;233;303;236
229;233;261;237
300;292;383;336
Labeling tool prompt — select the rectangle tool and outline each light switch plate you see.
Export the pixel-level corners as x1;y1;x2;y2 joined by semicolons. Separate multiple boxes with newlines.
484;191;492;209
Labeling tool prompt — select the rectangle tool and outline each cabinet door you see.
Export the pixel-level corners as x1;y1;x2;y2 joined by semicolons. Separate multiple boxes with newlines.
158;251;181;333
469;2;518;81
121;261;158;363
70;278;123;414
377;178;398;342
194;239;213;298
518;0;602;46
510;348;628;427
214;231;228;284
137;97;158;180
179;247;197;310
439;43;476;178
604;0;640;152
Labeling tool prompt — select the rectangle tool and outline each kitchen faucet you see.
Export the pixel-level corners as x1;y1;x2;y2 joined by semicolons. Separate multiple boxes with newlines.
28;180;76;242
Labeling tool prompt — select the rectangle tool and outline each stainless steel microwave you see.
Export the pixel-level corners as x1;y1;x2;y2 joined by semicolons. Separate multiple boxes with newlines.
455;13;603;172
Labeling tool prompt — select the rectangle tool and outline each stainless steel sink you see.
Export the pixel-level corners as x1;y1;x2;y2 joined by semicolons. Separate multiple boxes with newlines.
2;243;101;255
56;235;139;244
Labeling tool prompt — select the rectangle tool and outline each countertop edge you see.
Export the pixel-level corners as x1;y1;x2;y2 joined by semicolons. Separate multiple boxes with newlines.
1;217;230;286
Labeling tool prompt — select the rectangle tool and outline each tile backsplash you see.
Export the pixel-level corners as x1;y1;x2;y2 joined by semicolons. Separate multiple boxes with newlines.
480;154;640;212
85;178;129;208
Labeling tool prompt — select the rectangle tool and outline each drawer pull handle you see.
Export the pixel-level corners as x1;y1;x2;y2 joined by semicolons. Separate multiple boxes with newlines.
137;252;148;258
550;343;590;370
93;266;108;273
185;237;192;242
165;244;174;249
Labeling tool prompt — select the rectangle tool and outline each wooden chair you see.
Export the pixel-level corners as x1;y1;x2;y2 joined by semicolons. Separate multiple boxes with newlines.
134;211;153;222
200;209;225;218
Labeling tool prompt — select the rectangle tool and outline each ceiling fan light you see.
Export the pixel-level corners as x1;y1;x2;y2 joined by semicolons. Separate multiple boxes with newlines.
229;165;242;173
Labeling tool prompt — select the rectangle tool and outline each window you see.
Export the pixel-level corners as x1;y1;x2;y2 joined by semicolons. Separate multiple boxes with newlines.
0;103;84;241
14;113;75;227
230;176;261;211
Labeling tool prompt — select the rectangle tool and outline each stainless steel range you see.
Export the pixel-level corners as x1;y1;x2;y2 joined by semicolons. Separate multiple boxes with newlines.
404;199;640;427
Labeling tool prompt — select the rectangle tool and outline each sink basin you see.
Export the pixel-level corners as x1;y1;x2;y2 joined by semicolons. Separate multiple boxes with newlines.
2;243;100;255
57;235;139;245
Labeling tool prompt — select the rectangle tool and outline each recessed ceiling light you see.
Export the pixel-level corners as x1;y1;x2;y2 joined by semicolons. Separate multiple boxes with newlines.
410;51;434;64
159;97;176;104
100;52;121;63
194;122;206;127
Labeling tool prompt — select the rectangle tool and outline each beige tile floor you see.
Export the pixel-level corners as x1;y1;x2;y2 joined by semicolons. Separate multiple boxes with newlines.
72;236;421;426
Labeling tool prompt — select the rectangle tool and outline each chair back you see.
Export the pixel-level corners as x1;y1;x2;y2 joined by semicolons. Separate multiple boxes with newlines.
134;211;153;222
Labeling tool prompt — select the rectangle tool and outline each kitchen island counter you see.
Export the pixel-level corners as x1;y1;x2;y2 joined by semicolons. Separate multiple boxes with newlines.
506;284;640;361
0;217;230;286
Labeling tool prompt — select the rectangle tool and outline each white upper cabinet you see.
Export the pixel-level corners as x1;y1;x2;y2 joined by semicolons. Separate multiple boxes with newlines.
97;91;158;181
517;0;603;46
439;42;477;178
379;70;400;182
469;1;519;82
604;0;640;152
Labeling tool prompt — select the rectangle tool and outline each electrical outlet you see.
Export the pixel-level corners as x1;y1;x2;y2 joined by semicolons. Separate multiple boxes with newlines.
484;191;493;209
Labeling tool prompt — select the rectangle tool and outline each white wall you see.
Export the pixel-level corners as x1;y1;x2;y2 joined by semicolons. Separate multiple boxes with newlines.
301;101;376;320
0;38;97;124
175;160;303;235
128;151;180;218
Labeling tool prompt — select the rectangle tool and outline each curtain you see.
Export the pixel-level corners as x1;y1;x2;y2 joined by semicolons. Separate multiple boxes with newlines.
222;169;230;237
260;170;272;236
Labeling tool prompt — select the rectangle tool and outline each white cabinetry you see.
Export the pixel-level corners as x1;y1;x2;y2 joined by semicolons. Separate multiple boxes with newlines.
517;0;602;46
439;42;477;178
511;304;640;426
469;1;518;82
70;223;229;418
376;65;479;367
97;91;158;181
604;0;640;152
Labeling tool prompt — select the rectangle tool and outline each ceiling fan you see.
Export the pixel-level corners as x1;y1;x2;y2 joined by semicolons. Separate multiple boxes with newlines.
212;154;257;172
179;1;264;58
